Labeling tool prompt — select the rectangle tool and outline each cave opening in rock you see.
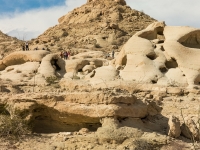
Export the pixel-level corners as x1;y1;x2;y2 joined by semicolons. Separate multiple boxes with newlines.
30;106;102;133
146;52;157;60
51;59;61;71
179;32;200;49
159;67;167;73
165;58;178;69
122;55;127;66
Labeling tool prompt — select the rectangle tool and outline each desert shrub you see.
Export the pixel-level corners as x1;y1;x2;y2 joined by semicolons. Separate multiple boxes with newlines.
0;115;30;140
94;43;101;48
16;70;22;73
53;84;61;89
45;76;57;85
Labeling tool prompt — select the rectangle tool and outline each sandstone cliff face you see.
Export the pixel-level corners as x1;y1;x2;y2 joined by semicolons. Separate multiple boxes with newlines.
31;0;155;52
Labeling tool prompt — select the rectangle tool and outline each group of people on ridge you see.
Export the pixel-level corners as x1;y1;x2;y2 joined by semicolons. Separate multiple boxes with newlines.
22;42;29;51
60;51;71;60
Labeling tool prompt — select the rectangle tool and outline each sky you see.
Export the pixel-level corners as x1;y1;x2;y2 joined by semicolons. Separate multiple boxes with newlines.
0;0;199;40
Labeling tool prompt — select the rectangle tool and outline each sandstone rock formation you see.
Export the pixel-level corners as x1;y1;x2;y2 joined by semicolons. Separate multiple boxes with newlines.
31;0;155;52
1;0;200;149
115;21;200;87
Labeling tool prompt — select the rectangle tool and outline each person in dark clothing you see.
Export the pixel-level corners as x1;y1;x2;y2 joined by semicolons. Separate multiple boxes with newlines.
60;51;64;59
25;42;29;51
64;51;68;60
112;50;115;59
22;44;25;51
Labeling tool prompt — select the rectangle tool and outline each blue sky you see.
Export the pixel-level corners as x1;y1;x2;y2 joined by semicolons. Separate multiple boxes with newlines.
0;0;200;40
0;0;65;14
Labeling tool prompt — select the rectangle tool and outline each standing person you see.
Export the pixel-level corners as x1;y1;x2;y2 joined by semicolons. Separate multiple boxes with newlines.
22;43;25;51
60;51;64;59
25;42;29;51
112;50;115;59
68;51;71;59
64;51;68;60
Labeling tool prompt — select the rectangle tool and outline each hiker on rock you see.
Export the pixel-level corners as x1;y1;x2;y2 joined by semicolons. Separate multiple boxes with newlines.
25;42;29;51
60;51;64;59
64;51;68;60
22;43;25;51
112;50;115;59
68;51;71;59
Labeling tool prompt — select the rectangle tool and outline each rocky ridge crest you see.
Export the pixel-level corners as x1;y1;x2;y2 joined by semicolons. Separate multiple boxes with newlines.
31;0;156;52
0;31;22;58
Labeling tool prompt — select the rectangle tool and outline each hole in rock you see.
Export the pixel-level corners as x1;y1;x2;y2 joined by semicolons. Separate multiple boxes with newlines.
78;69;83;72
151;80;157;84
31;106;102;133
146;52;157;60
165;59;178;69
159;67;167;73
117;117;128;123
51;59;61;71
156;27;164;35
158;40;164;44
122;55;127;66
160;45;165;51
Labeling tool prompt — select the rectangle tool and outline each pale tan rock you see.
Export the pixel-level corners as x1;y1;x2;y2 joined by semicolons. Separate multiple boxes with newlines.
38;54;61;78
116;35;163;83
166;87;183;96
135;21;166;40
0;62;40;82
163;26;200;86
181;117;199;140
79;128;89;134
82;65;95;73
92;65;119;81
2;50;49;69
168;115;181;138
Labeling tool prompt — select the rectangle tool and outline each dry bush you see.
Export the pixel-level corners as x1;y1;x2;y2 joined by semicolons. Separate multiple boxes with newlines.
45;76;57;85
0;115;31;140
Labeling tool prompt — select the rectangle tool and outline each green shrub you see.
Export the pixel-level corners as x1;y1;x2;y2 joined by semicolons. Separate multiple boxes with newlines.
45;76;57;85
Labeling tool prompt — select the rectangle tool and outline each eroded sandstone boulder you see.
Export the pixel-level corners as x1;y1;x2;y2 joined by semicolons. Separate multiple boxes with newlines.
168;115;181;138
0;50;49;71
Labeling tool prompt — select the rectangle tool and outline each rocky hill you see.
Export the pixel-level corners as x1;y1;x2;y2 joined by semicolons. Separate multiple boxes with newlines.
0;31;22;58
1;0;200;149
31;0;156;52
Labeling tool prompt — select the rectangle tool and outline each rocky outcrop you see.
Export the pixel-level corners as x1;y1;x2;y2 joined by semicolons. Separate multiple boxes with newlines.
163;26;200;86
0;50;49;71
115;21;200;87
31;0;156;51
181;117;199;140
1;91;151;133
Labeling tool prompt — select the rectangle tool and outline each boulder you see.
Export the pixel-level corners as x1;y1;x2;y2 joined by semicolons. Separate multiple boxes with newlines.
2;50;49;68
168;115;181;138
163;26;200;86
38;54;63;78
116;35;163;82
181;117;199;140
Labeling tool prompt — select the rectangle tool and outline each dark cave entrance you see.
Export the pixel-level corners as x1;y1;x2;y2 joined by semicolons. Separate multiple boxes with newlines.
51;59;61;71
